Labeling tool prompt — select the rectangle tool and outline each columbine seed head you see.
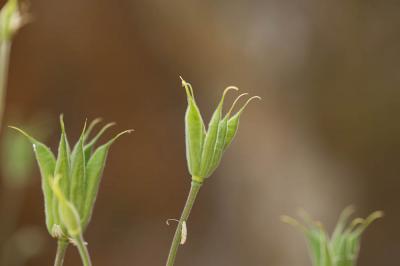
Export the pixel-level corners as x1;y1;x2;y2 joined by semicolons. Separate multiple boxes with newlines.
181;77;260;182
281;207;383;266
10;116;133;239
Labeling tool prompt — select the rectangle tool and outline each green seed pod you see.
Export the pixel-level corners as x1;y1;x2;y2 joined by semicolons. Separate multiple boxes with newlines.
81;130;133;229
181;77;260;181
206;115;228;177
53;115;70;230
8;126;56;234
282;207;383;266
69;122;87;216
182;78;205;177
199;86;237;178
50;175;82;238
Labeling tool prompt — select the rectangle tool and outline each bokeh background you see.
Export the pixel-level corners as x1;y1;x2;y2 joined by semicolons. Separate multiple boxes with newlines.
0;0;399;265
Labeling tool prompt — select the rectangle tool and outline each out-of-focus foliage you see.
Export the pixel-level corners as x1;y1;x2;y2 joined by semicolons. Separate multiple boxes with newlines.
0;226;46;266
0;0;25;42
282;207;383;266
0;0;29;129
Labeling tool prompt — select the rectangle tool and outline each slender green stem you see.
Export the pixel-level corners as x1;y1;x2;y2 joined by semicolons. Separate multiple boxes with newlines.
0;41;11;131
75;236;92;266
54;239;69;266
166;180;202;266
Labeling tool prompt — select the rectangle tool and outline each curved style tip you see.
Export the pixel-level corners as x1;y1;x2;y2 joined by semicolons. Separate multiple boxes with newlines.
222;86;239;100
179;75;185;85
367;210;384;222
280;215;296;224
125;129;135;134
107;129;134;146
91;117;103;124
8;126;35;142
342;205;356;215
85;118;103;139
86;122;117;147
281;215;308;233
100;122;116;134
350;218;364;230
237;95;262;114
80;119;88;136
180;77;194;100
218;86;240;109
227;93;248;116
223;86;239;95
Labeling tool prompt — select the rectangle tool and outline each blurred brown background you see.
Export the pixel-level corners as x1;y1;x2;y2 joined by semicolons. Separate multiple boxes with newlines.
1;0;400;265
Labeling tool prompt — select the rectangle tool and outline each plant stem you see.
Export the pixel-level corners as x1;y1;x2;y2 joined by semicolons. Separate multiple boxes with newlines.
54;239;69;266
0;41;11;131
166;180;202;266
75;236;92;266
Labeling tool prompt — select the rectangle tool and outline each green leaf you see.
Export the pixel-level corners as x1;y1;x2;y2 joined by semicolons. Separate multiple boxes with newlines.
81;130;132;229
9;126;56;234
69;122;86;217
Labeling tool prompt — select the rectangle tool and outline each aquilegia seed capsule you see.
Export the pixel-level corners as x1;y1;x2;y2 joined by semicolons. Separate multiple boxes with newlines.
10;116;133;239
182;77;260;182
